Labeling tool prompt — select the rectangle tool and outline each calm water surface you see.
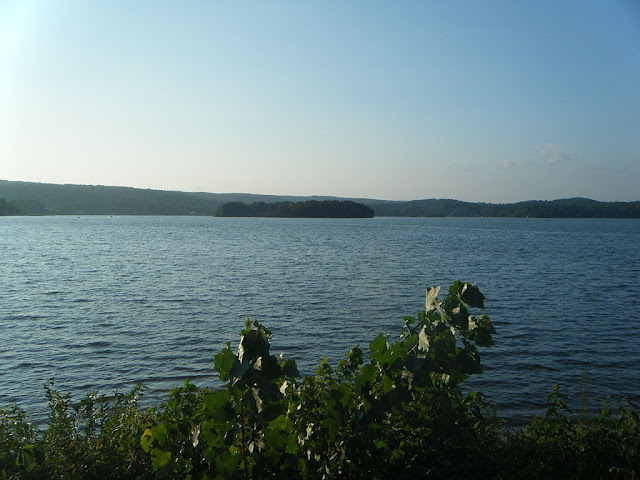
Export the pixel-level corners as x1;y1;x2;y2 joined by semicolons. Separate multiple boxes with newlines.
1;216;639;424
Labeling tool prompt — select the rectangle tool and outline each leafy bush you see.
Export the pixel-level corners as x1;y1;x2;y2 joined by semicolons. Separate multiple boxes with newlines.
497;386;640;479
1;282;638;479
1;385;151;480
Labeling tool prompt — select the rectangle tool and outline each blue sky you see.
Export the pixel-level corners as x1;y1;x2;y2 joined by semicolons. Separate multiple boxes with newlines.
1;1;638;202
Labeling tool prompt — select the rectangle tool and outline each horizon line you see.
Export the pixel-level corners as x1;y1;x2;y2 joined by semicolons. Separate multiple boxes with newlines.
0;178;638;205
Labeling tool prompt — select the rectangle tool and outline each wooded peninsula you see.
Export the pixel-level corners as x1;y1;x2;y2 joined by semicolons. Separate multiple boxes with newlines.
1;179;639;218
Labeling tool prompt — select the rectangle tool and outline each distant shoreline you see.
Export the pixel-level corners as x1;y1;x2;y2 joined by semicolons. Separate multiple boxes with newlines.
1;179;639;218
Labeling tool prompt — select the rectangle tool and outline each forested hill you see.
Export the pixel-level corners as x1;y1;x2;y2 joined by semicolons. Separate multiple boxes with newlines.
0;179;638;217
214;200;374;218
371;197;640;218
213;197;640;218
0;180;341;216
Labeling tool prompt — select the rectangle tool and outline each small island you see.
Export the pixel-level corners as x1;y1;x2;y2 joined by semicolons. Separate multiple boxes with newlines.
214;200;375;218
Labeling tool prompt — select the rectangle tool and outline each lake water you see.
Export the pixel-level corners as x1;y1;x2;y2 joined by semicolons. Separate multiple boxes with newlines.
1;216;639;424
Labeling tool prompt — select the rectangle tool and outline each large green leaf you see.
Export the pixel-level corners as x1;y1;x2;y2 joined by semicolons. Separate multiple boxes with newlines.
264;415;292;450
204;390;232;412
282;359;299;378
214;346;236;381
140;428;153;453
256;355;282;380
19;445;38;471
150;447;172;469
448;280;464;296
369;333;388;359
460;283;485;309
355;364;378;396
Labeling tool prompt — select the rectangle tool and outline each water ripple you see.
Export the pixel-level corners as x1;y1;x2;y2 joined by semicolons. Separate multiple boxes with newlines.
0;216;638;422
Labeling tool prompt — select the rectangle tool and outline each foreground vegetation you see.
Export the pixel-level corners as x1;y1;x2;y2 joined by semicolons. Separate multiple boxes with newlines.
1;283;638;479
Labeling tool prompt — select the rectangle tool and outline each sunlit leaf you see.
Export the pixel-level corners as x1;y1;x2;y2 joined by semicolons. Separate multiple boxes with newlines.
418;326;430;352
425;286;441;310
140;428;153;453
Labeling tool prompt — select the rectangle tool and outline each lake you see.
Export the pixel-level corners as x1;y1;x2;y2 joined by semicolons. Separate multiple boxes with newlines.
1;215;638;424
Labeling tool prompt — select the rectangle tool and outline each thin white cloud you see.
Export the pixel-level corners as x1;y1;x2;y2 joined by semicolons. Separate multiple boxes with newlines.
538;143;574;164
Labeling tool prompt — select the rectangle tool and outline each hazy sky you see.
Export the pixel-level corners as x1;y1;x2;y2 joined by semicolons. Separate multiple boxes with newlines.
1;1;638;202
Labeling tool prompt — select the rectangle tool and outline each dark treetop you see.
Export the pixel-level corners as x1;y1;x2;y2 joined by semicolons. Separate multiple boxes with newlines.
214;200;375;218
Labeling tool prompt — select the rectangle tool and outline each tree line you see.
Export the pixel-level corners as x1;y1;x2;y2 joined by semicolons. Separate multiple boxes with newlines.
373;197;640;218
2;179;639;217
214;200;375;218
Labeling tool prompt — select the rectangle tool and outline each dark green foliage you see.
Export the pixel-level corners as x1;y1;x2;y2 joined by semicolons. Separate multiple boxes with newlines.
1;282;639;479
1;384;152;479
371;197;640;218
214;200;375;218
0;198;20;215
497;387;640;479
285;315;496;477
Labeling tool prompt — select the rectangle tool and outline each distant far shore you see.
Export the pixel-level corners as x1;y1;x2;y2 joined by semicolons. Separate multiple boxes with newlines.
1;179;639;218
